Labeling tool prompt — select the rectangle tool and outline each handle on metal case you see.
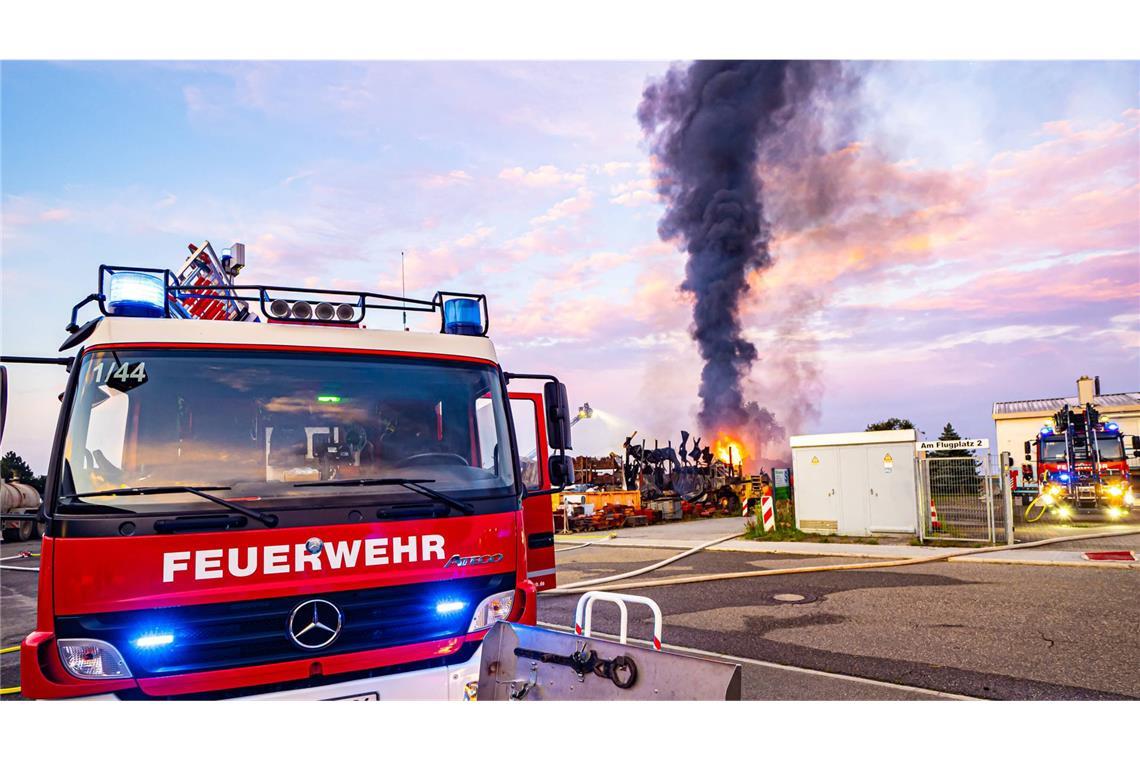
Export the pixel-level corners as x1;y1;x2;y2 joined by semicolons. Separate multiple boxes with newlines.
573;591;664;651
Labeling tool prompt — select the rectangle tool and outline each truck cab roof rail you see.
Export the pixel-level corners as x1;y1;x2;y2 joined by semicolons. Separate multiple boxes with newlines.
63;264;490;337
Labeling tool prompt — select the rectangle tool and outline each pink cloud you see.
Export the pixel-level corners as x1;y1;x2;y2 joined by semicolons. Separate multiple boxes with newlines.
419;169;474;188
609;178;658;207
498;164;585;188
529;188;594;225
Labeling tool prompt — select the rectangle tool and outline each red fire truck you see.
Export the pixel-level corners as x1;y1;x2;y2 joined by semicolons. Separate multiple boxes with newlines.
1023;402;1137;520
1;243;576;700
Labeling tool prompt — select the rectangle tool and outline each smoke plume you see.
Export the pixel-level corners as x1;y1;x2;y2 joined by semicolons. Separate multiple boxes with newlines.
638;61;857;463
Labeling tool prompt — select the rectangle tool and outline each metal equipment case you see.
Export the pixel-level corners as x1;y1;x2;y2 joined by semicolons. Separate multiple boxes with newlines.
790;430;918;537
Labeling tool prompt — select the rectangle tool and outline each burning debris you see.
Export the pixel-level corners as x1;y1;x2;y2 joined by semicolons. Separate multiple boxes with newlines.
638;61;858;464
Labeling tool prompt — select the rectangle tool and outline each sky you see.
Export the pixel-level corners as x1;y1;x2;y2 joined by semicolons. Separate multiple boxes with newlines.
2;60;1138;473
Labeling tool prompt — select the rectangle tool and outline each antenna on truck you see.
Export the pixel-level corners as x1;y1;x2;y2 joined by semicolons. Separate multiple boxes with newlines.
402;251;409;332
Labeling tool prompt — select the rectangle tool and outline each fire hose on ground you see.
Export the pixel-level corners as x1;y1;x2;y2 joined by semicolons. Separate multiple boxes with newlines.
554;537;614;553
1;645;21;696
541;527;1140;595
553;532;745;590
0;550;40;573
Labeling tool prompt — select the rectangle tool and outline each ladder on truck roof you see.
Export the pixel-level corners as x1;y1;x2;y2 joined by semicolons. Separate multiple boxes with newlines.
174;241;252;322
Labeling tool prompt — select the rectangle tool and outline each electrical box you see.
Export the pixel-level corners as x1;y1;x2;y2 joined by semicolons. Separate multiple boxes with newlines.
790;429;918;537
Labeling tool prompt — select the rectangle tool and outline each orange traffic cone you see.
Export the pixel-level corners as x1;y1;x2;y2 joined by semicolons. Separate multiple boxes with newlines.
929;499;942;530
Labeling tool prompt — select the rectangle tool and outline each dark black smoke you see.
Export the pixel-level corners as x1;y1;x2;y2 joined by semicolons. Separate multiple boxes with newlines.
638;61;854;462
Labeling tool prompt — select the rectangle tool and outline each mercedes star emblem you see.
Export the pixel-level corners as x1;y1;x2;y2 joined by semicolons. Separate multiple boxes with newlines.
287;599;343;650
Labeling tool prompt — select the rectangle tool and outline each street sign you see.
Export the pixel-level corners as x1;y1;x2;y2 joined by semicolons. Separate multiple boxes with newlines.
916;438;989;452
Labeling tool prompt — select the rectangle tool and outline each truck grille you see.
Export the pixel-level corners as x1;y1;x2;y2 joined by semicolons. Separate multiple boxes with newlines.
55;572;514;678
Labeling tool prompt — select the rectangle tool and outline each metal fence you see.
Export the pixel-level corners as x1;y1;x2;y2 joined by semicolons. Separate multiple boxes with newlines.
917;455;1001;542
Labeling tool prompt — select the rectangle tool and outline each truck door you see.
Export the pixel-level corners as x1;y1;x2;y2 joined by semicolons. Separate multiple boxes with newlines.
509;392;557;590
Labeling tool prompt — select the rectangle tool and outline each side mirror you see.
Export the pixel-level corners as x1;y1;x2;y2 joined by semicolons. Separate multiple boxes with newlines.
1131;435;1140;450
1023;441;1031;457
0;365;7;446
548;454;575;488
543;381;572;451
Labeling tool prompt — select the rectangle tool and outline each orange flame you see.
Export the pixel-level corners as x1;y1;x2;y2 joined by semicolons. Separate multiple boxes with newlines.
713;434;748;466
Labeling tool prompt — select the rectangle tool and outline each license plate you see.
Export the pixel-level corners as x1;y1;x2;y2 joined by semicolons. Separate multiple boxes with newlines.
330;691;379;701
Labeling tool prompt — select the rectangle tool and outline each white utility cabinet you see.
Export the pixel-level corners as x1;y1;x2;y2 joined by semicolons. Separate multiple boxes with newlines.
789;429;918;537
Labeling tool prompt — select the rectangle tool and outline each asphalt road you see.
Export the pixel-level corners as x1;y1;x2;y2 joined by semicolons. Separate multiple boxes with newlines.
539;544;1140;700
1;539;40;700
5;535;1137;700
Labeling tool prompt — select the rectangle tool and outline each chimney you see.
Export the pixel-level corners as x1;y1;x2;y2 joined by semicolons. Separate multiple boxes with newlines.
1077;376;1095;406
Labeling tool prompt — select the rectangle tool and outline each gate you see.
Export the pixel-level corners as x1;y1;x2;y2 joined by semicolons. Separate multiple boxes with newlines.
917;455;997;542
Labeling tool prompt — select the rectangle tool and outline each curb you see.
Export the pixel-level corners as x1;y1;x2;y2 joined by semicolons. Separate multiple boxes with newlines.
949;556;1140;570
556;537;952;562
554;537;1140;570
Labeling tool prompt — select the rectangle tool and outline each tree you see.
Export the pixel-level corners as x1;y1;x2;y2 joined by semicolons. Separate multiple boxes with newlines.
1;450;45;493
927;423;974;458
927;423;979;495
865;418;916;432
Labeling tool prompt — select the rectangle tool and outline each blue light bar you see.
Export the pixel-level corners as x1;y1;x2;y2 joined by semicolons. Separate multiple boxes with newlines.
442;297;482;336
1058;472;1070;483
107;271;166;318
1040;426;1053;436
435;600;467;615
1106;422;1119;431
133;632;174;648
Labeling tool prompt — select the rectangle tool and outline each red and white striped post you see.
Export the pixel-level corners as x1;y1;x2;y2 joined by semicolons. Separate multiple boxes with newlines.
760;494;776;532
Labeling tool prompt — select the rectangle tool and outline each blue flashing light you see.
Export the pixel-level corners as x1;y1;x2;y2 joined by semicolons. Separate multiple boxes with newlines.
1106;422;1119;432
1057;472;1070;483
435;600;467;615
1040;426;1053;436
443;297;483;336
132;632;174;649
107;271;166;318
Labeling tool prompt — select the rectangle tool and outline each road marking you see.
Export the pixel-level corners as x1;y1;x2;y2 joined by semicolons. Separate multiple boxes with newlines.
539;622;978;701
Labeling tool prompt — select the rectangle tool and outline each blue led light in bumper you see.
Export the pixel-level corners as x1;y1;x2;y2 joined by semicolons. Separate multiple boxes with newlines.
442;297;482;336
1058;472;1070;482
132;632;175;648
435;600;467;615
107;271;166;318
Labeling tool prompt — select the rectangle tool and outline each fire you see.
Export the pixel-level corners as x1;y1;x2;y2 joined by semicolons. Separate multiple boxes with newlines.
713;435;748;466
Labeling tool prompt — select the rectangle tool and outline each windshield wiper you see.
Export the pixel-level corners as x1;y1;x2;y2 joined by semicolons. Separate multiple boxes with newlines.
61;485;279;527
293;478;475;516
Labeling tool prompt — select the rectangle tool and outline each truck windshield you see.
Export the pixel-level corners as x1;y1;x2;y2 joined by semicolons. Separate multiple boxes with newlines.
1040;440;1068;462
57;348;517;514
1042;437;1126;462
1096;436;1125;461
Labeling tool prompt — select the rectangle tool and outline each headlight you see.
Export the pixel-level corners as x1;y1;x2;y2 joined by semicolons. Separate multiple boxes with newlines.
1106;484;1123;497
57;639;131;679
1048;485;1062;496
1040;492;1054;506
1107;507;1123;520
468;591;515;632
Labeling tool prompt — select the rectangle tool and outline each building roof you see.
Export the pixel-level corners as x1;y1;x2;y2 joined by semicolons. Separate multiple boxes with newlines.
993;392;1140;419
790;429;917;448
83;315;500;364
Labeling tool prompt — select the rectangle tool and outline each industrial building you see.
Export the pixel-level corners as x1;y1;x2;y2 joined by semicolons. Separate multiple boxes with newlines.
992;376;1140;466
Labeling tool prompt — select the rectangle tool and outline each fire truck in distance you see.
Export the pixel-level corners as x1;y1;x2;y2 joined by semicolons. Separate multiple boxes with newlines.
1;241;578;700
1023;402;1138;520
